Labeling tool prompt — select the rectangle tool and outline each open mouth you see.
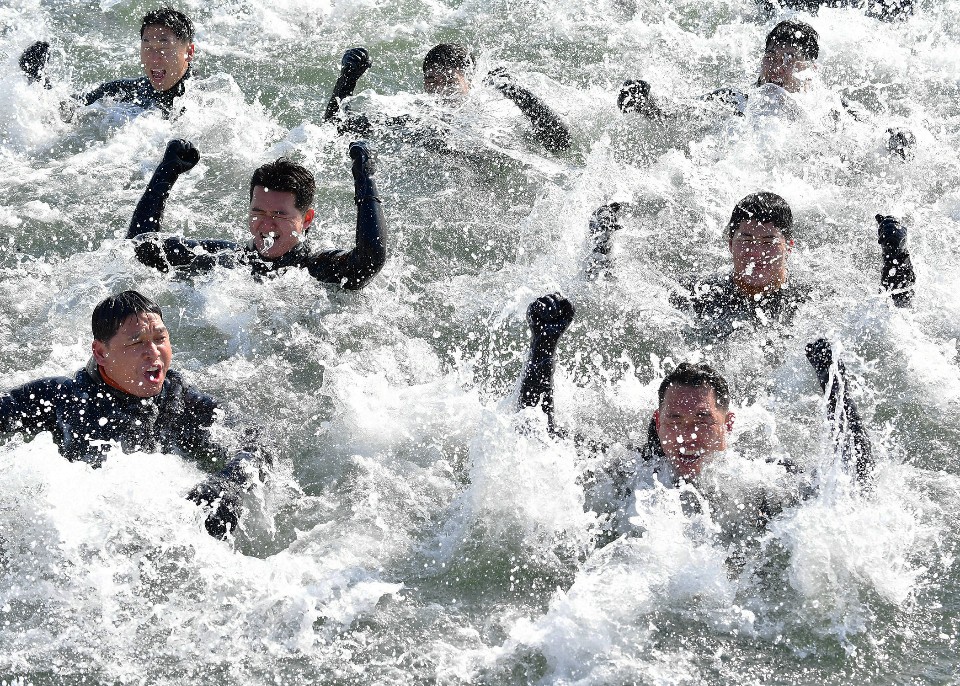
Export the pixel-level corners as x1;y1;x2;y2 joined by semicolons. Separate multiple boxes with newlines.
149;69;166;85
145;363;163;384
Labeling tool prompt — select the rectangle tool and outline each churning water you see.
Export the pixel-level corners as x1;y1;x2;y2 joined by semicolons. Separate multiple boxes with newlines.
1;0;959;683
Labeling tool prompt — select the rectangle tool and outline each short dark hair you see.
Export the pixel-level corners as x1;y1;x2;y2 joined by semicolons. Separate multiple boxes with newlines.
92;290;163;343
141;7;194;42
765;19;819;61
725;191;793;241
249;158;316;213
423;43;472;74
657;362;730;411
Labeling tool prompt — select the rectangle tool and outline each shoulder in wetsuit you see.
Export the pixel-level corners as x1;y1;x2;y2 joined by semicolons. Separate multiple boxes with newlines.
126;139;387;290
322;45;572;153
0;356;270;538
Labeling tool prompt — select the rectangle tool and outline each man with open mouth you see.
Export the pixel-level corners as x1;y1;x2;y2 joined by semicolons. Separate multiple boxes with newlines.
19;7;195;120
0;290;270;539
125;138;386;290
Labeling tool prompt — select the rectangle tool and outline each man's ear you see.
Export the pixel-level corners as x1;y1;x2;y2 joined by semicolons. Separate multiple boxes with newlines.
186;43;195;62
725;411;735;432
653;409;661;433
92;339;109;366
302;208;315;234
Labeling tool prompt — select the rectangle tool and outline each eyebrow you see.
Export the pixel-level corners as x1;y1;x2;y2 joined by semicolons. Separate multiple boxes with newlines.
128;326;168;341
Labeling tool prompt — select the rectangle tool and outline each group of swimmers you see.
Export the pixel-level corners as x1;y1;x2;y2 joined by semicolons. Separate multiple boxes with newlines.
1;5;919;540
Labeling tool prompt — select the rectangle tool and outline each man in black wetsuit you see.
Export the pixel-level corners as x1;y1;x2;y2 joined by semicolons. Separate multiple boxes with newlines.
126;139;387;289
516;293;874;537
0;291;270;538
321;43;572;153
587;194;916;339
19;7;195;120
617;19;914;158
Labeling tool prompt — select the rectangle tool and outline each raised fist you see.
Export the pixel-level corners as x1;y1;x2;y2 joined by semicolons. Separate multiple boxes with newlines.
160;139;200;175
341;47;371;79
349;140;376;177
527;293;575;341
618;79;654;115
876;214;907;254
19;41;50;83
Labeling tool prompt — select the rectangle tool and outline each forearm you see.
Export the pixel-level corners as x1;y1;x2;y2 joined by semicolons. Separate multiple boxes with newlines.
127;164;180;238
518;336;560;428
499;83;571;152
324;72;362;122
339;174;386;289
881;248;915;308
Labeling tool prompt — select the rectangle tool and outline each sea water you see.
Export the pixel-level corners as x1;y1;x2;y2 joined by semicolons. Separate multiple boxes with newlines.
0;0;958;683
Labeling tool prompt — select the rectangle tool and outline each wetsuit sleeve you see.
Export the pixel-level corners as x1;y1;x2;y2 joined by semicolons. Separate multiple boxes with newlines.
0;378;64;438
306;142;387;290
518;295;575;435
876;215;915;308
323;48;371;122
806;339;874;483
79;78;143;107
487;69;571;152
126;140;231;273
180;387;275;539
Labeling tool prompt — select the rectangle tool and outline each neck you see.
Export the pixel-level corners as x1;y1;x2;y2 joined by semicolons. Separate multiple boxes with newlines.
98;365;131;394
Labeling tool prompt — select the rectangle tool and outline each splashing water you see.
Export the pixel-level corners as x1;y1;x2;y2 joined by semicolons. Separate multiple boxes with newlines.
1;0;960;683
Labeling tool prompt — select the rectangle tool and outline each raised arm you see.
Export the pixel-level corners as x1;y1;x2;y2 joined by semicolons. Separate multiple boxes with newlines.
805;339;873;483
128;139;199;237
486;68;571;153
518;294;575;434
323;47;371;122
307;141;387;289
876;214;915;307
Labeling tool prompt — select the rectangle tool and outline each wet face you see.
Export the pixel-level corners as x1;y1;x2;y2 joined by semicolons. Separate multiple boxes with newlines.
248;186;314;260
654;384;734;480
92;313;172;398
729;220;792;297
423;67;470;96
140;24;194;92
758;44;814;93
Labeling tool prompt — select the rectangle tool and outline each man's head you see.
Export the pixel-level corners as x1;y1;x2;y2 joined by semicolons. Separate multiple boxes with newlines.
91;291;172;398
248;158;316;260
140;7;195;92
758;19;819;93
423;43;472;96
653;363;735;480
726;192;794;297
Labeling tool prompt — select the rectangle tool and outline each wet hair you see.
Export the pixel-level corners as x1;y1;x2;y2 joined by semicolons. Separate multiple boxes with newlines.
249;158;316;213
765;19;819;62
657;362;730;411
422;43;472;74
140;7;195;43
725;191;793;241
92;290;164;343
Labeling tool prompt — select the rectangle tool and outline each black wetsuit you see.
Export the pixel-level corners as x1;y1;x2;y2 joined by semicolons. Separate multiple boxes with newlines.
126;145;386;290
0;358;270;536
671;273;812;339
79;70;189;116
